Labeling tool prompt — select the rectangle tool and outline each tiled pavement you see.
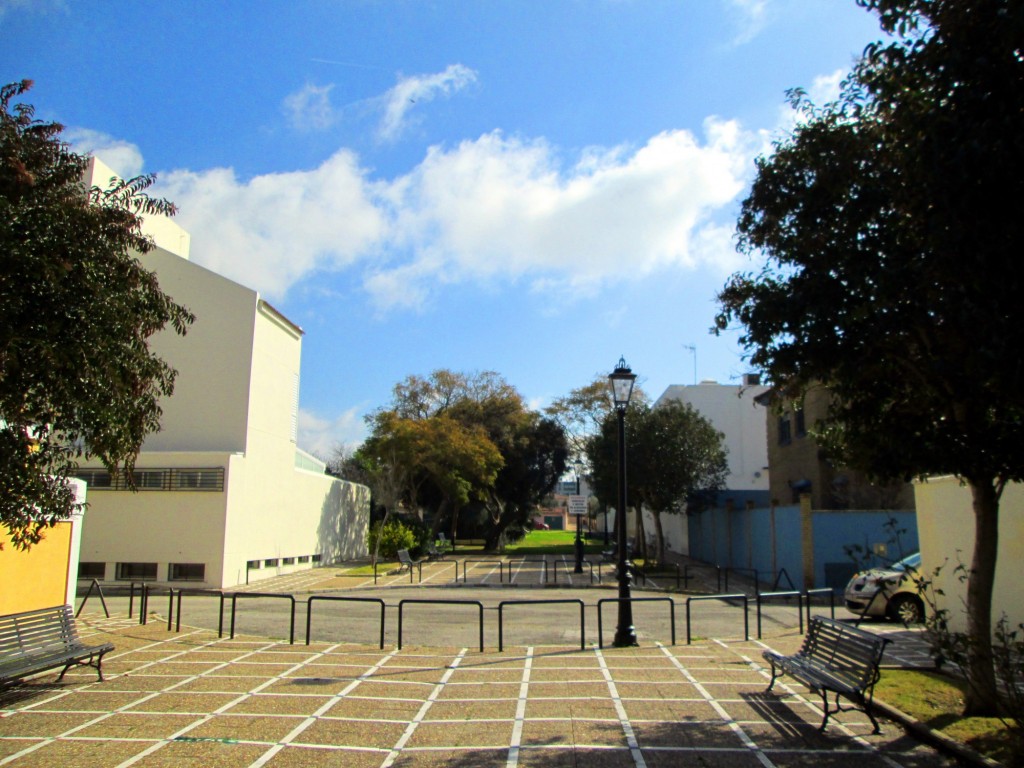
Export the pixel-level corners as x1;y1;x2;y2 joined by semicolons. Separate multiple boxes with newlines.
0;613;954;767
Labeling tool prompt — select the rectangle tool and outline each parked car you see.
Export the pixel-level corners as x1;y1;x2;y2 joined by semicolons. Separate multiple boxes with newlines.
843;552;925;623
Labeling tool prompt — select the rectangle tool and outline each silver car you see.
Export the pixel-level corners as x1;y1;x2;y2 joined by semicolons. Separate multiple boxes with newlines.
843;552;925;623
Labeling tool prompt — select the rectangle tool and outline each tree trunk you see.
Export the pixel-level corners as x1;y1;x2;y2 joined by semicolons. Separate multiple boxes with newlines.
963;476;1001;716
633;507;646;562
650;508;665;566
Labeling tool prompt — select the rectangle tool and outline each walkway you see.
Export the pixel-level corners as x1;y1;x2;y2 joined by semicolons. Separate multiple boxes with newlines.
0;613;953;767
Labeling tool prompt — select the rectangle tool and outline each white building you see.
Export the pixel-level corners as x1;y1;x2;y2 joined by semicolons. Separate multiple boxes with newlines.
75;158;369;589
645;376;770;555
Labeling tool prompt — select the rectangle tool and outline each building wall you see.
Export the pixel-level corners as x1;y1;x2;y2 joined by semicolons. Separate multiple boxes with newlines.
137;247;257;453
763;386;915;510
77;452;231;587
915;476;1024;633
0;480;85;615
686;499;918;591
655;381;770;492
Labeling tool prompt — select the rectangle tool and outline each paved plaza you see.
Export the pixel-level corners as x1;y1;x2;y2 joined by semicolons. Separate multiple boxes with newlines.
0;607;955;768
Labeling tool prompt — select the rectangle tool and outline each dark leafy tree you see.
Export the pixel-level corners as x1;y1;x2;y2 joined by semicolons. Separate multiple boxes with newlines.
361;370;566;547
587;402;728;564
715;0;1024;714
481;414;568;551
0;80;193;549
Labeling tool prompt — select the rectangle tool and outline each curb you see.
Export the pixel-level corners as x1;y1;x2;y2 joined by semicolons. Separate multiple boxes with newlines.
874;699;1005;768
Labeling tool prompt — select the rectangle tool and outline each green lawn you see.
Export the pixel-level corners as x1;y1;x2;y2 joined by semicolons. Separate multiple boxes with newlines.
503;529;604;555
876;668;1019;765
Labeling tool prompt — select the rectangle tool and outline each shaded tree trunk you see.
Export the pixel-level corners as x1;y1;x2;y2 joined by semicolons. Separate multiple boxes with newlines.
963;476;1001;715
650;508;665;566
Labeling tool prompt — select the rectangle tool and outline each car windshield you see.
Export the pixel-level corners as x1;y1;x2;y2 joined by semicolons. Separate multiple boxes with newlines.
891;552;921;572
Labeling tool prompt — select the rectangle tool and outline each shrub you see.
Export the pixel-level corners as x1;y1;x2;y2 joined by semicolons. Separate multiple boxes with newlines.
367;518;416;560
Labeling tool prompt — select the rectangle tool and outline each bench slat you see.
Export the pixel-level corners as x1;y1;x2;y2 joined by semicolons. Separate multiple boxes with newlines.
0;605;113;687
762;615;888;733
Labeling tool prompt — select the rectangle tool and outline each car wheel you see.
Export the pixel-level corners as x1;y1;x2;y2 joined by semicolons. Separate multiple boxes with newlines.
887;594;924;624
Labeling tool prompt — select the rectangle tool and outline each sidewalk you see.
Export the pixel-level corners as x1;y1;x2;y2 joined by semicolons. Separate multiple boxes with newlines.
0;612;955;767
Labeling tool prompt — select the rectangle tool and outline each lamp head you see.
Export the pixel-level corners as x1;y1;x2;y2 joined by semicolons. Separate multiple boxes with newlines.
608;356;636;411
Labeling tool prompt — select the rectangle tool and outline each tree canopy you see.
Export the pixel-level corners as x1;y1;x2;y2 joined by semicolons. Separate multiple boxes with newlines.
715;0;1024;714
587;400;728;563
356;370;567;550
0;80;193;549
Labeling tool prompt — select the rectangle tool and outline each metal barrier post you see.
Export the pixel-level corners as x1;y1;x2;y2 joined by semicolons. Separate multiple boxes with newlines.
497;599;585;652
685;593;747;644
306;596;386;649
398;599;484;651
596;597;676;648
230;592;297;644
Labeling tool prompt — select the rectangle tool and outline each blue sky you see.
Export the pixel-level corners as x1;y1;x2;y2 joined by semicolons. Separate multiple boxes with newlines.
1;1;887;457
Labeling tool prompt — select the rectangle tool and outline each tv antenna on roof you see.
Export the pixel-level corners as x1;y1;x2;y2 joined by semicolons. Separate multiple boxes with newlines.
683;344;696;385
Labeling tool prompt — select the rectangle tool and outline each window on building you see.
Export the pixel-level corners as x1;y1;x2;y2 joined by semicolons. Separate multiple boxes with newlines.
795;408;807;438
282;557;295;565
116;562;157;580
172;468;225;491
297;556;309;564
264;558;279;568
78;562;105;580
130;470;167;490
246;560;260;569
777;416;792;445
311;554;322;563
74;469;113;488
168;563;205;581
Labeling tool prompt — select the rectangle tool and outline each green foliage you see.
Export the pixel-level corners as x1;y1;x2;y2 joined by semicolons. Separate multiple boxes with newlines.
0;80;193;549
715;0;1024;714
586;400;728;562
367;518;417;559
361;370;567;551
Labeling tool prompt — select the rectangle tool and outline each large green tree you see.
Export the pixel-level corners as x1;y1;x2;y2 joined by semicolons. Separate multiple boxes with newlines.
0;80;193;549
587;401;728;564
715;0;1024;714
360;370;566;548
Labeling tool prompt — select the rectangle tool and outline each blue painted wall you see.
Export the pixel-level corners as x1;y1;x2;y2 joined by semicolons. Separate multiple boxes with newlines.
687;504;918;592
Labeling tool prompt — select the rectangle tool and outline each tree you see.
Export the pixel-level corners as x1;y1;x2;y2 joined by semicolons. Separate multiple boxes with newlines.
481;414;568;551
360;370;566;548
631;401;728;564
715;0;1024;715
0;80;193;549
586;401;728;564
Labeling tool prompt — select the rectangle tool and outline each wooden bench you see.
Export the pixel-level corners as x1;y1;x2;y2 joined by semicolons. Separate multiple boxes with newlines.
0;605;114;687
396;549;422;582
762;616;889;732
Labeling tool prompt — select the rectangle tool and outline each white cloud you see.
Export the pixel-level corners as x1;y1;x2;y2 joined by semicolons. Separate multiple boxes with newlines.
809;68;846;104
283;83;337;132
297;407;366;458
156;150;387;297
378;64;478;141
146;116;760;307
66;128;144;179
726;0;768;45
370;118;757;306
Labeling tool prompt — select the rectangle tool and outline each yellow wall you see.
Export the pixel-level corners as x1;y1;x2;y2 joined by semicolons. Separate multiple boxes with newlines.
0;522;73;615
915;476;1024;633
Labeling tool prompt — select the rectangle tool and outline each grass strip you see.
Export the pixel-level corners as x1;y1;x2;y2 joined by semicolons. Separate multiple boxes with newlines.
876;668;1017;765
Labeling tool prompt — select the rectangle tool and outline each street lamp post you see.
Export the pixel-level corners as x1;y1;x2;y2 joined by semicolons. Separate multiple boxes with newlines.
609;356;638;647
573;461;585;574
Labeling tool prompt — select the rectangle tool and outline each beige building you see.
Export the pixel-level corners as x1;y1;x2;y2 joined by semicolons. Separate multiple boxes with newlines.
915;476;1023;634
757;385;914;509
75;159;369;589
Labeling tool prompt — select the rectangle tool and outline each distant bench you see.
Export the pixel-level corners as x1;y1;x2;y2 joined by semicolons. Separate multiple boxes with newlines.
396;549;422;581
762;615;889;732
0;605;114;687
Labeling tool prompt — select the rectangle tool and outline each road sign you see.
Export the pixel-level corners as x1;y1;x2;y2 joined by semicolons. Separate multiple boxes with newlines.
568;495;587;517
